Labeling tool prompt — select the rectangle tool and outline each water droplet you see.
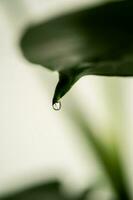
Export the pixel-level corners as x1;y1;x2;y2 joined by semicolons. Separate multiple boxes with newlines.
53;101;61;111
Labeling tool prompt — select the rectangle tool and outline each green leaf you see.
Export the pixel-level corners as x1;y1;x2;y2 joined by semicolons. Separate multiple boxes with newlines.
66;101;131;200
0;180;90;200
20;0;133;105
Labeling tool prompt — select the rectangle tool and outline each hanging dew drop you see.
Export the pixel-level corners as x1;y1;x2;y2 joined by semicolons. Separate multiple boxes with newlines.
53;101;61;111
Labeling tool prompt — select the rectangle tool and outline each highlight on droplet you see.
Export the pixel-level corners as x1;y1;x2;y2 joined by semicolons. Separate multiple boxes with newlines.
52;101;61;111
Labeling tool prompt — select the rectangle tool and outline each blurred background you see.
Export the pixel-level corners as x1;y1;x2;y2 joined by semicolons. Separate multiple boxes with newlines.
0;0;133;199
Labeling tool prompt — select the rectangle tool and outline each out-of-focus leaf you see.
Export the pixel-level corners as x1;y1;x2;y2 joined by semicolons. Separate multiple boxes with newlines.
20;0;133;105
66;100;131;200
0;180;91;200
